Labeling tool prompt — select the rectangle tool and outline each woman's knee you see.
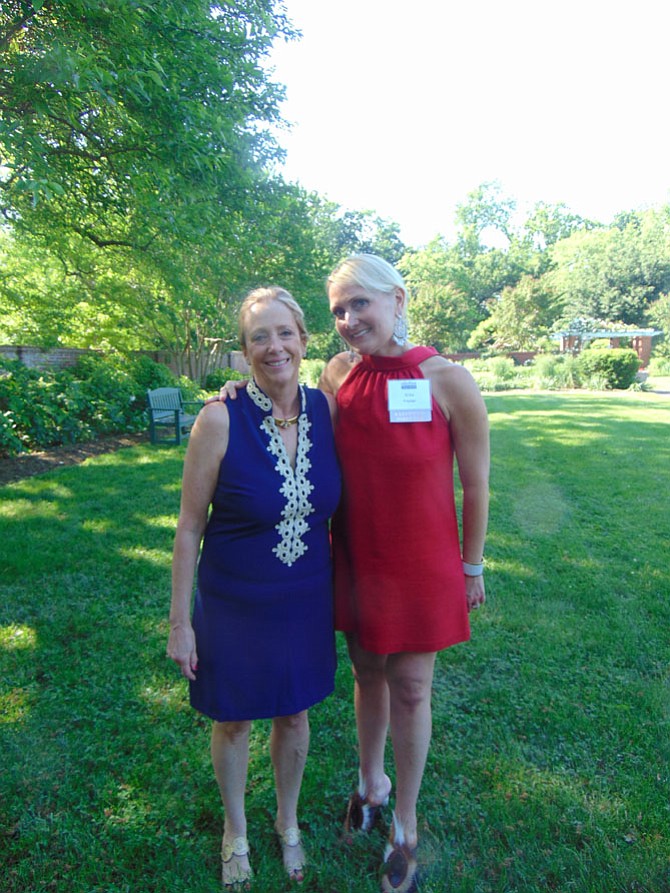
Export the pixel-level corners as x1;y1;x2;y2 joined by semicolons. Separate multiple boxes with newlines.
348;637;387;687
387;655;435;712
273;710;309;734
214;719;252;744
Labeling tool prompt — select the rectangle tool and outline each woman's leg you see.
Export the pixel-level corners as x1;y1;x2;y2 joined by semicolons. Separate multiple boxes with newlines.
271;710;310;879
385;651;437;848
347;633;392;806
211;720;252;883
271;710;310;830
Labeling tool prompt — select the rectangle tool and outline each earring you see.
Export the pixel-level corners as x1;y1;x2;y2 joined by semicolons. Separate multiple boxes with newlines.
392;314;408;347
341;339;357;362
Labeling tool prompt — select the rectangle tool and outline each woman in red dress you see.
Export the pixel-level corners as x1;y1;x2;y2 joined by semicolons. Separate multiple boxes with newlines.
320;254;489;893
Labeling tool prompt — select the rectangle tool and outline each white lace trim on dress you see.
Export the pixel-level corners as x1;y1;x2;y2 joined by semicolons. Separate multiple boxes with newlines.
248;380;314;567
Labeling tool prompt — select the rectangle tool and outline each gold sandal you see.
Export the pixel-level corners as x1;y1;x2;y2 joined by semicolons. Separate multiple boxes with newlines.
221;836;252;890
275;825;306;883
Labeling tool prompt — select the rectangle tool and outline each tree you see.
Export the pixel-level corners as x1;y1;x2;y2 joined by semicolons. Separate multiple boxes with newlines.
468;275;559;352
401;240;482;351
0;1;321;376
455;181;517;251
549;208;670;325
1;0;294;249
646;292;670;359
523;201;595;251
408;282;476;353
0;225;149;350
451;182;536;309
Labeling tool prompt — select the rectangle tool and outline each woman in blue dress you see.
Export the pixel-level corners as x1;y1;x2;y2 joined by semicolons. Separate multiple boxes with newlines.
167;287;341;889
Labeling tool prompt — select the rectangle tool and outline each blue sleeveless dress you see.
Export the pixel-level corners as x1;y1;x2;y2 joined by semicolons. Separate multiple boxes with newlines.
190;381;341;722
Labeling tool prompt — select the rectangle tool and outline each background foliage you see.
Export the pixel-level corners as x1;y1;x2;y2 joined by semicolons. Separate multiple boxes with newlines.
1;9;669;374
0;355;204;455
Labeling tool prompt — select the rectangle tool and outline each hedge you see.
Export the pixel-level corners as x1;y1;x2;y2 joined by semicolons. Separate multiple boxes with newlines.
577;348;640;389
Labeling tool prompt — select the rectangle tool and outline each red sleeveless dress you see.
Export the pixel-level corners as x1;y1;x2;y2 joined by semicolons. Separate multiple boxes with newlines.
332;346;470;654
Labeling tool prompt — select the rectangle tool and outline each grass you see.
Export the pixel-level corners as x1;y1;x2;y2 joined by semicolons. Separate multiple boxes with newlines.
1;390;669;893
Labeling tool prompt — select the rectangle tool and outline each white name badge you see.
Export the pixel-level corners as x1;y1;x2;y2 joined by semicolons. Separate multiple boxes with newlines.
387;379;432;423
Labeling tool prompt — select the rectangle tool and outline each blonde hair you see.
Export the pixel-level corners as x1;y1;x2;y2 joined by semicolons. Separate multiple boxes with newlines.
327;254;408;306
238;286;308;347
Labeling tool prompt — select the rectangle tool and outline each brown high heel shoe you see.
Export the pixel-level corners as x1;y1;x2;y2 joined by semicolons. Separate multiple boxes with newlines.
380;816;419;893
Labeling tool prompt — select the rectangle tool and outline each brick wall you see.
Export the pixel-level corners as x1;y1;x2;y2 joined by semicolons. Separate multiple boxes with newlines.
0;345;96;369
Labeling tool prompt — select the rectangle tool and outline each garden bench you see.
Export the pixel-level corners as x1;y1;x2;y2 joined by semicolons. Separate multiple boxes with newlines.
147;387;203;445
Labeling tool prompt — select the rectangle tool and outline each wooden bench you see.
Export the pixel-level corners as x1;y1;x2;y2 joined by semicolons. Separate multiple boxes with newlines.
147;387;203;445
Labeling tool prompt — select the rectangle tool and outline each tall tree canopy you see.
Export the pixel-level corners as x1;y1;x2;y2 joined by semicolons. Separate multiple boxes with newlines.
550;207;670;326
1;0;294;249
0;3;413;373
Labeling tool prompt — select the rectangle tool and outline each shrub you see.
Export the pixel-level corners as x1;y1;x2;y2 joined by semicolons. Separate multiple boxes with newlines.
129;355;177;391
648;354;670;375
70;355;144;433
0;355;152;456
531;354;581;389
0;360;92;454
577;348;640;389
203;367;246;391
463;357;527;391
488;356;518;380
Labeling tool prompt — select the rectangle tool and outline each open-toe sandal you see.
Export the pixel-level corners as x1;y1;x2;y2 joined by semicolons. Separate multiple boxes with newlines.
221;836;252;890
380;837;419;893
344;791;390;835
275;825;305;883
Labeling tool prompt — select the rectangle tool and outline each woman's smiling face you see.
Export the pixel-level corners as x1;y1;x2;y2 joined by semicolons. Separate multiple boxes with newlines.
328;281;403;356
242;299;305;390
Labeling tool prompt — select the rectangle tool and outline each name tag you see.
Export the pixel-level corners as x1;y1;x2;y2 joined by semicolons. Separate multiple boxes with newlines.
387;379;432;423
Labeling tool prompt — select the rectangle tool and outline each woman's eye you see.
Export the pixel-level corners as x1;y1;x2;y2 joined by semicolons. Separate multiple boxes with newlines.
353;299;367;309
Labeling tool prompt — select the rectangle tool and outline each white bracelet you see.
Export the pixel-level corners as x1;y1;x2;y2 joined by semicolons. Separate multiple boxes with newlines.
462;560;484;576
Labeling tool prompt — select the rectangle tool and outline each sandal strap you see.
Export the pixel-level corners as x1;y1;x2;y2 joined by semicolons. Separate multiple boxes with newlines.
221;836;250;862
277;826;301;847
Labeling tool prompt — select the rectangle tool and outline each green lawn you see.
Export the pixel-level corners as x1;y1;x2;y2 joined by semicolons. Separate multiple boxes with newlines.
1;390;669;893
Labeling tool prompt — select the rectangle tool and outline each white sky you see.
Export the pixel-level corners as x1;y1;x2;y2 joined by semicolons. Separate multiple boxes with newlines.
266;0;670;247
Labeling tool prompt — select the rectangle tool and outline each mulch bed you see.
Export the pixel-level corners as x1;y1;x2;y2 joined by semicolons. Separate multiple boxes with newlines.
0;433;148;486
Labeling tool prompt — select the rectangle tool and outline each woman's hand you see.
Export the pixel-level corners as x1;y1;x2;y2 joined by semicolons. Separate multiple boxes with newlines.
203;380;248;405
167;621;199;681
464;574;486;612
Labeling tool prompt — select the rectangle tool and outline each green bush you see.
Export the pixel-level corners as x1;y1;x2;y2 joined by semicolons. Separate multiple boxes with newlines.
129;355;177;391
531;354;581;389
0;355;157;456
487;356;517;380
70;355;145;433
648;354;670;375
577;348;640;389
203;367;246;391
463;357;528;391
0;360;92;454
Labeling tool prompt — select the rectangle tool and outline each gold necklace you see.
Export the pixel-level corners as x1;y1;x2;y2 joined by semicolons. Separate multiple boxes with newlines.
273;414;299;429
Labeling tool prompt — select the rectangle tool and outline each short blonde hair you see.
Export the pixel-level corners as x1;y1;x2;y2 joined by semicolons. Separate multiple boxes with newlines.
327;254;408;304
238;286;308;347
